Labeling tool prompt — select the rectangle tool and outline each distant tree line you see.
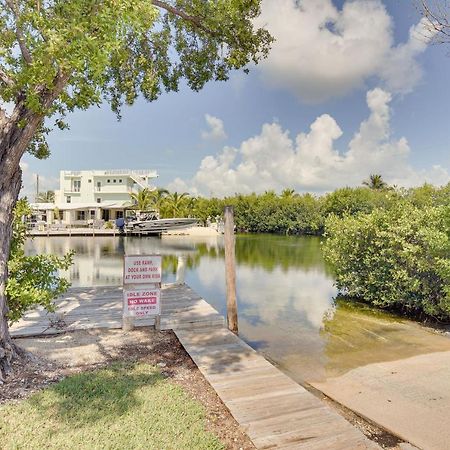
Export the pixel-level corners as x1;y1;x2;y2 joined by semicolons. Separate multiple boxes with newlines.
133;176;450;237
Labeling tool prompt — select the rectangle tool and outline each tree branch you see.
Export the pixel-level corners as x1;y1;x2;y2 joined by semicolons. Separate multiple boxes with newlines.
151;0;216;36
0;68;14;88
419;0;450;40
4;0;33;64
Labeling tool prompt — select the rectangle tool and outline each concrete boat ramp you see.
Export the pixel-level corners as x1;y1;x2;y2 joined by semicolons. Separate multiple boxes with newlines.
11;284;379;449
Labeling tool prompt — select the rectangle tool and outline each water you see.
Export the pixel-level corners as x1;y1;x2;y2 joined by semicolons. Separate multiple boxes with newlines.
25;234;450;383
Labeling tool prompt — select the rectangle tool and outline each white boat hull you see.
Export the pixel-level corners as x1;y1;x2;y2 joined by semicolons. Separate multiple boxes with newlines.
125;218;198;234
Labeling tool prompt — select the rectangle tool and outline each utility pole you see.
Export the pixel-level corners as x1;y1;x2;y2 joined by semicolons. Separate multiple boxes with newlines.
36;174;39;202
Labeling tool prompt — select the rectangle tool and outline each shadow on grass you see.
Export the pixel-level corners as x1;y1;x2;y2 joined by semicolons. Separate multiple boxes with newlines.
29;362;162;425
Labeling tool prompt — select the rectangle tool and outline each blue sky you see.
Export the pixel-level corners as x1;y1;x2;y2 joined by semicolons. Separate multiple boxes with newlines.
21;0;450;198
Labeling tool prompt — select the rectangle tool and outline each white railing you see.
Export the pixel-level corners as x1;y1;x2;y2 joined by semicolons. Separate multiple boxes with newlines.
103;169;157;177
64;171;82;177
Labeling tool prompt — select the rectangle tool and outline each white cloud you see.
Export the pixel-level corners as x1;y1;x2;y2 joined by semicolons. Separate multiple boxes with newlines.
256;0;433;102
169;88;449;196
201;114;227;141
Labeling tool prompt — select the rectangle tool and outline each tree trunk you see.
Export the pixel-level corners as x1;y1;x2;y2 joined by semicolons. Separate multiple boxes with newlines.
0;108;41;381
0;163;22;381
0;73;69;381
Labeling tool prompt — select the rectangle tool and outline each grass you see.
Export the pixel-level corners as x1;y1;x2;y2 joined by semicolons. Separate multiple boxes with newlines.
0;362;224;450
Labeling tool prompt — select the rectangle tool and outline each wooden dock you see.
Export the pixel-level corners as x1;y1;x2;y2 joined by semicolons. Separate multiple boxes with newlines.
27;228;120;237
10;284;222;337
11;284;379;449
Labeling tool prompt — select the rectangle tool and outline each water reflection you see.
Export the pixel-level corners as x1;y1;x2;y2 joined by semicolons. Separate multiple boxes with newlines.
25;234;450;383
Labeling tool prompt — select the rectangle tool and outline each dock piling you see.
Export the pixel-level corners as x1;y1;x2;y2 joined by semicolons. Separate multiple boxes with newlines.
224;206;238;334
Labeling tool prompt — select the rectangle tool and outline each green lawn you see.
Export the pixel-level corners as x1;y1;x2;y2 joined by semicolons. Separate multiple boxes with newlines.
0;363;224;450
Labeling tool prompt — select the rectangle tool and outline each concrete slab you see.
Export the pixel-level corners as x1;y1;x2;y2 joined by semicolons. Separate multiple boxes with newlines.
313;351;450;450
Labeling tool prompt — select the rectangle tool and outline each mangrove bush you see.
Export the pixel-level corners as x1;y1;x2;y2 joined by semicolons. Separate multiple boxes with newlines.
6;200;73;323
323;203;450;320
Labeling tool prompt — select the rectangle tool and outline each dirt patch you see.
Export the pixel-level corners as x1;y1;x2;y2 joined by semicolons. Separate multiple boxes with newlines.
6;328;254;450
0;350;64;404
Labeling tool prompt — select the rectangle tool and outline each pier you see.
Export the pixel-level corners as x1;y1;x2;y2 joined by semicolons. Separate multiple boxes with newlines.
27;228;121;237
11;284;378;449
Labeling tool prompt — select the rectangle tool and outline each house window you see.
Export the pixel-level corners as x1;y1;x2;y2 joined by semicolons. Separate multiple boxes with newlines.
119;179;122;183
73;180;81;192
90;210;96;219
88;179;92;183
96;181;101;192
97;198;101;204
116;211;124;219
113;179;117;183
76;210;86;221
66;196;71;203
107;179;111;183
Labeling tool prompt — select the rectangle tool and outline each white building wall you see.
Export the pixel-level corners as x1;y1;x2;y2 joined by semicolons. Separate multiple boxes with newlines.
33;169;158;225
55;170;157;206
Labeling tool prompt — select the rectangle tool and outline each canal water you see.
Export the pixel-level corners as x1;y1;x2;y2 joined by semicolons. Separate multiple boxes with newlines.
25;234;450;384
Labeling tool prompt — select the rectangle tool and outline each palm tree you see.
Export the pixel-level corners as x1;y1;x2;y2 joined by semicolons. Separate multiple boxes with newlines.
151;188;169;209
281;188;296;198
164;192;190;218
130;188;155;211
36;190;55;203
362;174;388;190
129;187;169;211
184;196;197;217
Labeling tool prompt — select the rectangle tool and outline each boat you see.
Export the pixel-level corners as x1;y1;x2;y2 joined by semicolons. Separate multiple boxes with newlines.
124;211;198;235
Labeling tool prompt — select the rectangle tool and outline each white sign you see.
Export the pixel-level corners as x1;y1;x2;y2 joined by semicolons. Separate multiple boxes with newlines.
123;255;162;285
123;287;161;317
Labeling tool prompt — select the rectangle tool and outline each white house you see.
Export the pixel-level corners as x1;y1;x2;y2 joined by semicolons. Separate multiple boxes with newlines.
31;169;158;225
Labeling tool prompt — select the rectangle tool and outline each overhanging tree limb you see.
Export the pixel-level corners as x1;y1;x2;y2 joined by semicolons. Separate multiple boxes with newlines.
4;0;33;64
419;0;450;40
151;0;215;36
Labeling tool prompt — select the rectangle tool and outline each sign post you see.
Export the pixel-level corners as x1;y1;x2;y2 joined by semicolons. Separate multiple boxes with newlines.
122;254;162;331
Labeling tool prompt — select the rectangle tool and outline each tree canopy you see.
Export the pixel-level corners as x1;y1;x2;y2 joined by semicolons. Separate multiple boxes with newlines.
0;0;272;158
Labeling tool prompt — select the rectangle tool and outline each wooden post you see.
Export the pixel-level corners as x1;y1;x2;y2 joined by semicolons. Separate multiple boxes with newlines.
224;206;238;334
122;314;134;332
175;255;186;284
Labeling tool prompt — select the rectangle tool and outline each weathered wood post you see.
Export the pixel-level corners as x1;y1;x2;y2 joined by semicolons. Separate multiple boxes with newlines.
122;311;134;331
175;254;186;284
224;206;238;334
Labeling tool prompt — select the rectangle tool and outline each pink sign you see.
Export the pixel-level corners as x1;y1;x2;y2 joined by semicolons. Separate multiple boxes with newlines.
123;288;161;317
123;255;162;285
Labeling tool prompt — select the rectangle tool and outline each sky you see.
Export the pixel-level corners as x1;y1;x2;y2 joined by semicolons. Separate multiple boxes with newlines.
20;0;450;198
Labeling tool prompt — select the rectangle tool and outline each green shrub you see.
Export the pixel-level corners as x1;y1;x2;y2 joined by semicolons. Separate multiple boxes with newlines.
323;203;450;320
6;199;73;324
321;186;398;217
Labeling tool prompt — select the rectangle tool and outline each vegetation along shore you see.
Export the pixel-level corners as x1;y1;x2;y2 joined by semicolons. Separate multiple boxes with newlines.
153;177;450;322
